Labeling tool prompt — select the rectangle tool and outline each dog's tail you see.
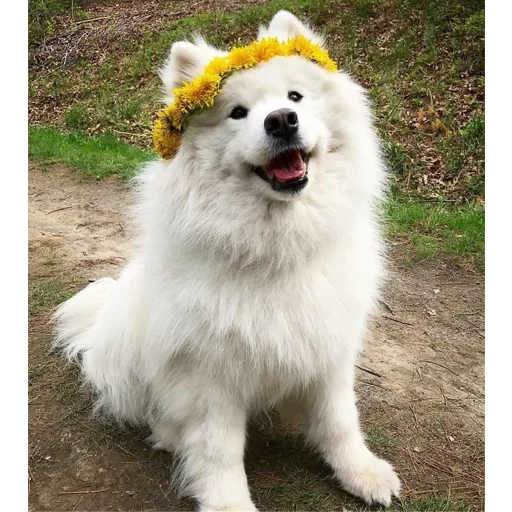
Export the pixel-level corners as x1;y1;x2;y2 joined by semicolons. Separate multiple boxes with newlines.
53;277;116;357
52;264;148;424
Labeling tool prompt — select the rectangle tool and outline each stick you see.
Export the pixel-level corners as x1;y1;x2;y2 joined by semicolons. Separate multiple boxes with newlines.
46;206;72;215
379;299;395;315
112;129;149;138
420;360;459;377
409;405;419;429
59;488;110;495
355;365;383;378
359;379;388;390
114;443;140;460
382;315;413;326
73;16;111;26
71;495;84;512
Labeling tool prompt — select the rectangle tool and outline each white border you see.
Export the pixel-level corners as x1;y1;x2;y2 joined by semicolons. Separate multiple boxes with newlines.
1;1;29;510
487;0;512;512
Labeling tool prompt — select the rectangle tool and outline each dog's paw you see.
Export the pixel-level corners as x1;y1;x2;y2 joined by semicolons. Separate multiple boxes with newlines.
338;453;401;507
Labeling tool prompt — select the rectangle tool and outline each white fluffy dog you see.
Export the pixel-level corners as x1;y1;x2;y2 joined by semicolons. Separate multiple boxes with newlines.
53;11;400;511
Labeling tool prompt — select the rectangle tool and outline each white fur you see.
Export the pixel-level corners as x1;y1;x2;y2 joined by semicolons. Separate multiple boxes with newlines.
53;11;400;511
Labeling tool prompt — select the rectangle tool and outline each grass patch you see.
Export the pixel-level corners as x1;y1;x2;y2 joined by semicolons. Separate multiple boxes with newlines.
64;104;90;130
386;196;485;269
28;126;153;180
400;492;471;512
365;426;396;454
29;279;75;315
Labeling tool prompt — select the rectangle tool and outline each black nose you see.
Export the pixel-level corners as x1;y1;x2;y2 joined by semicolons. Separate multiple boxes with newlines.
264;108;299;140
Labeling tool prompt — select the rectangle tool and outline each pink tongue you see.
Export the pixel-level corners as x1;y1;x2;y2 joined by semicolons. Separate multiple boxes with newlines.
265;150;305;182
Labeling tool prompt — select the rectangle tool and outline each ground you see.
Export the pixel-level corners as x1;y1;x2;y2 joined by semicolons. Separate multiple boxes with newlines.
28;163;484;511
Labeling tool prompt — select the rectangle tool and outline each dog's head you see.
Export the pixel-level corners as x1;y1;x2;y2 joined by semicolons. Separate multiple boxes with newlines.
158;11;383;204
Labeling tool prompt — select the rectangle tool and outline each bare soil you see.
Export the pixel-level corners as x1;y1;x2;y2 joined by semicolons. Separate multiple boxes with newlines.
28;163;484;511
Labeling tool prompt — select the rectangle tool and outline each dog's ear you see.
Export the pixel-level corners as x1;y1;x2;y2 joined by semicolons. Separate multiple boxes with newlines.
258;11;324;46
159;38;226;103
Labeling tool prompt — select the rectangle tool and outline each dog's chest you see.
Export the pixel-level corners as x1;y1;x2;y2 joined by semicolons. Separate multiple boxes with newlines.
166;261;365;387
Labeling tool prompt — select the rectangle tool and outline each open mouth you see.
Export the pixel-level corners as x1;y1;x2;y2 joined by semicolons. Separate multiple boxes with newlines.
252;149;310;193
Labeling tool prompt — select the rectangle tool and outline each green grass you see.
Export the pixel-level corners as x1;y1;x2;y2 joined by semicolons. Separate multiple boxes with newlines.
400;493;472;512
365;426;396;454
64;104;90;130
386;196;484;269
29;279;75;315
28;126;153;180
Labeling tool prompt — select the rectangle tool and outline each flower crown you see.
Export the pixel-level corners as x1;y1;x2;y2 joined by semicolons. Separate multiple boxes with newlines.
153;36;337;159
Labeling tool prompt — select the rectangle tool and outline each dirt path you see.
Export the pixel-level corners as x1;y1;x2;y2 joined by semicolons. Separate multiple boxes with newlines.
28;164;484;511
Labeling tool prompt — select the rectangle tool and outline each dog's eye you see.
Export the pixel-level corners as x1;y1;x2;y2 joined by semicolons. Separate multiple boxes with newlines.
288;91;303;102
229;106;248;120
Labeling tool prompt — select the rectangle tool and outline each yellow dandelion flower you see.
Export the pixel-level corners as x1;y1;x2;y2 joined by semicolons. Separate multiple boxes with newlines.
286;36;337;72
153;115;181;160
161;104;182;130
181;73;222;109
204;56;232;77
248;38;288;63
309;47;337;72
228;46;258;70
290;35;315;59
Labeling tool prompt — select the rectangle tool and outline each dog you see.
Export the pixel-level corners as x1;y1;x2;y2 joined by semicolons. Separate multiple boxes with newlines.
53;11;400;511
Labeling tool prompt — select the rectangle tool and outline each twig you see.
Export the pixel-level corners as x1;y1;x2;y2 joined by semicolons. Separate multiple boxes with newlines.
114;443;140;460
359;379;388;390
409;405;419;429
382;315;413;326
73;16;111;26
46;206;72;215
355;365;383;378
379;299;395;315
440;386;448;406
28;464;36;484
112;129;149;138
59;488;110;495
156;480;171;502
420;360;459;377
71;495;84;512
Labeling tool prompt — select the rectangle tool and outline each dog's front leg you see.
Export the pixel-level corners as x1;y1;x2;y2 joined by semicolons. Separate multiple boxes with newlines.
174;397;256;512
303;363;401;507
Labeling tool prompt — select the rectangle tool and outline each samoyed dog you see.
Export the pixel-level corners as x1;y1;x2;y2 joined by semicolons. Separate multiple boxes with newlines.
53;11;400;511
